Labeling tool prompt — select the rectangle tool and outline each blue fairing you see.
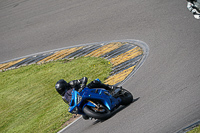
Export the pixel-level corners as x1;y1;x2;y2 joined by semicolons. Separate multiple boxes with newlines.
68;87;121;115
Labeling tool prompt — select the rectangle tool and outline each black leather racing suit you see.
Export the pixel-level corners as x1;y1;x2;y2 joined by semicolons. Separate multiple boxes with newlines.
63;77;111;104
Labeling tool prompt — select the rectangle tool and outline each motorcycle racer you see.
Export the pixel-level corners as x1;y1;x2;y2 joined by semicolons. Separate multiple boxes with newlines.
55;77;133;120
55;77;113;104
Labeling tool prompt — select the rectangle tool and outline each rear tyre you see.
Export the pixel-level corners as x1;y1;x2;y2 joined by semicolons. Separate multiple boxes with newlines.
83;105;111;120
120;88;133;105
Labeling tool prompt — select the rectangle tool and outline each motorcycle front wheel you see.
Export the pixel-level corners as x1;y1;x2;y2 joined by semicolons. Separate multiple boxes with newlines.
83;104;111;120
120;88;133;105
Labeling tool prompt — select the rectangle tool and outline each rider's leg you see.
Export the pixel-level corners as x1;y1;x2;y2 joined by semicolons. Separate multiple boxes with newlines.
87;79;113;90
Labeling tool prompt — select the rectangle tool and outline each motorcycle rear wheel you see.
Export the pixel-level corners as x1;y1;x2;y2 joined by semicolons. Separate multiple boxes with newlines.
120;88;133;105
83;105;111;120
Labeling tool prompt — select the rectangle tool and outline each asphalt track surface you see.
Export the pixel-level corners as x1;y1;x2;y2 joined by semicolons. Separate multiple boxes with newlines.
0;0;200;133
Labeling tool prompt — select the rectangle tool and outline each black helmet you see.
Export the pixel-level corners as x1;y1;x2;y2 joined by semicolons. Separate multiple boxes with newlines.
55;79;68;96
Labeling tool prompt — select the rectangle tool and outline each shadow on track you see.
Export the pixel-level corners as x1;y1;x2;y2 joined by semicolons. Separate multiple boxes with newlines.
92;97;140;125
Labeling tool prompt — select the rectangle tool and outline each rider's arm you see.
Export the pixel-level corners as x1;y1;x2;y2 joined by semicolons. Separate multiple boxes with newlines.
68;77;88;91
187;2;194;12
78;77;88;89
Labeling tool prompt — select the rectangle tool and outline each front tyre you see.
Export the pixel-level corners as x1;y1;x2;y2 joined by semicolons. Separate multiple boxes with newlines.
83;105;111;120
120;88;133;105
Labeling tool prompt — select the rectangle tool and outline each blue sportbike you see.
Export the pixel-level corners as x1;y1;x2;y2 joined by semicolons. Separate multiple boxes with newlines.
64;85;133;120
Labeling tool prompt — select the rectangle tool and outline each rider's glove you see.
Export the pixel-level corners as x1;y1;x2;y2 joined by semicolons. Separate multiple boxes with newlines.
194;14;200;19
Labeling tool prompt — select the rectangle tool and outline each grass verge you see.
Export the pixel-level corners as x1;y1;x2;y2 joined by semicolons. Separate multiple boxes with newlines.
187;125;200;133
0;57;112;133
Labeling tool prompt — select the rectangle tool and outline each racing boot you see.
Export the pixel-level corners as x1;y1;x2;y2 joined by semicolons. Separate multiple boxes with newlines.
82;115;89;120
108;85;122;90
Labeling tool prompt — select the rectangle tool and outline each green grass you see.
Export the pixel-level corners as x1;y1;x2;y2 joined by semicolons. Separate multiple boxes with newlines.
0;57;112;133
187;125;200;133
